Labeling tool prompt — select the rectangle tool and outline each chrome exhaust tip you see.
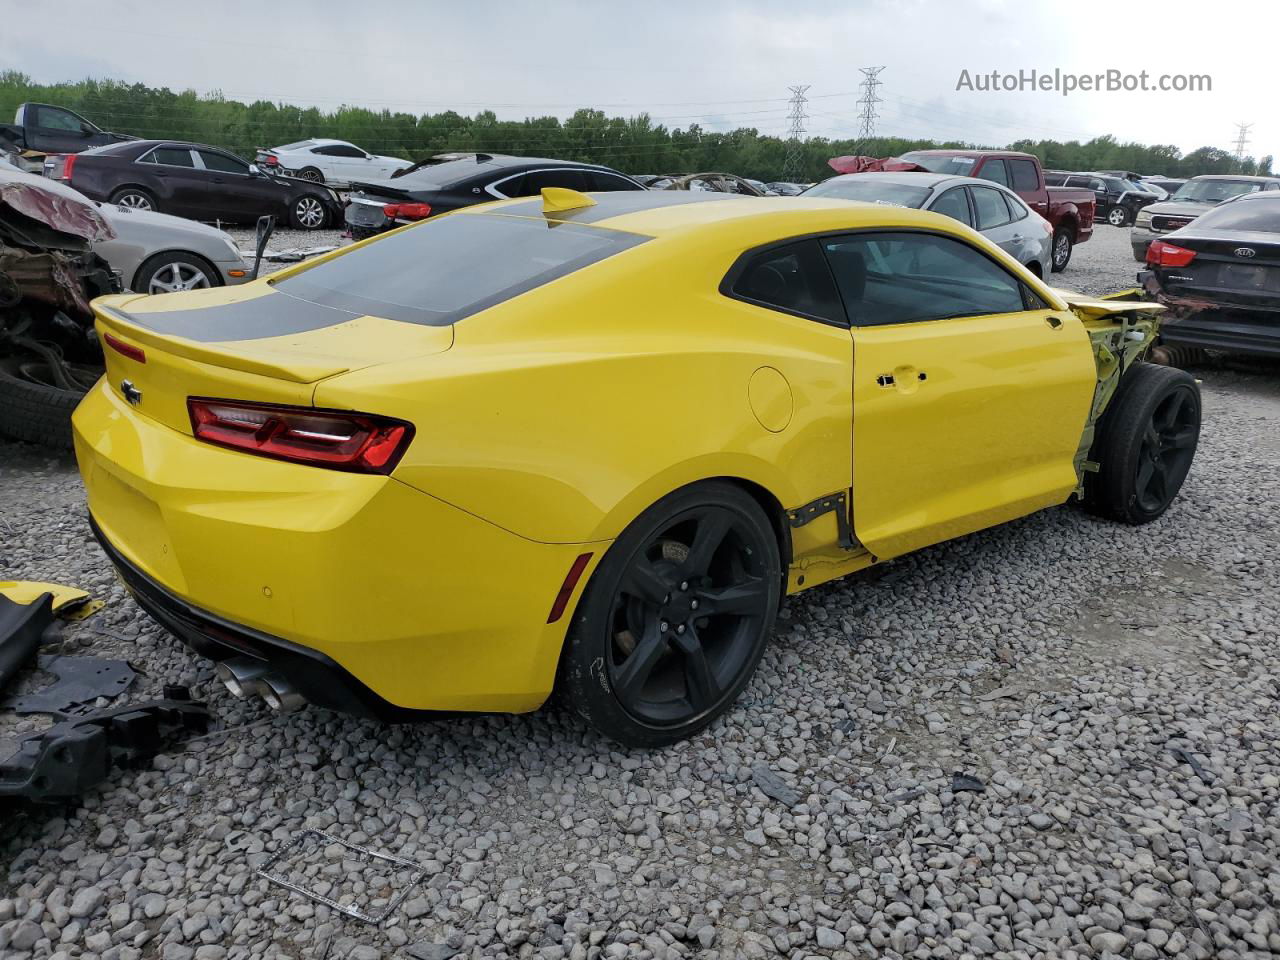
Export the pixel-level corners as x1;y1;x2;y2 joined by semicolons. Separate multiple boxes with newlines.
260;673;306;714
215;658;270;699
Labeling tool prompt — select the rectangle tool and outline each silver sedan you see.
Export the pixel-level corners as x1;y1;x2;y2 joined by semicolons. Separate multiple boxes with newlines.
803;172;1054;279
94;203;251;294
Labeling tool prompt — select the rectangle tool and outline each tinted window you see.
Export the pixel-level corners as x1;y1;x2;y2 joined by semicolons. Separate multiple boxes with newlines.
34;106;84;132
523;169;589;193
728;239;844;325
314;144;365;158
977;159;1010;187
971;187;1013;229
1089;178;1106;192
583;171;645;192
1003;191;1029;221
1190;197;1280;232
198;150;249;174
1064;176;1089;188
1043;172;1067;186
803;178;931;207
821;232;1026;326
143;148;195;168
1008;158;1040;192
929;187;972;226
272;214;646;326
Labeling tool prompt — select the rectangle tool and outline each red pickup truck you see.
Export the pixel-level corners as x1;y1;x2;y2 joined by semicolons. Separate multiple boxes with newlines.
898;150;1096;271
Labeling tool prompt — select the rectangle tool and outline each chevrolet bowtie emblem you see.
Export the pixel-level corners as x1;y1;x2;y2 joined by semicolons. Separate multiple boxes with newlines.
120;379;142;406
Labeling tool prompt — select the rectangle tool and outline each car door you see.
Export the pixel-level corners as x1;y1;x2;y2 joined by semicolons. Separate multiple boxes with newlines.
26;104;95;154
195;148;284;221
924;184;974;229
821;230;1096;559
323;144;371;182
136;147;209;218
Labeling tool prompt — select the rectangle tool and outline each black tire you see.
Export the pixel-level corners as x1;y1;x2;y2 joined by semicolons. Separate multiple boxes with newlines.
1084;363;1200;524
1051;227;1074;272
297;167;325;184
0;356;97;450
108;187;156;211
290;194;329;230
133;251;222;295
558;481;782;747
1106;205;1131;227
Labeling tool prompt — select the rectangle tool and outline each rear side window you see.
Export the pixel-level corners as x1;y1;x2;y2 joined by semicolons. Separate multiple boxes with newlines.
726;239;845;326
272;214;648;326
971;186;1012;229
143;148;195;167
583;171;645;192
1008;159;1040;192
977;159;1010;187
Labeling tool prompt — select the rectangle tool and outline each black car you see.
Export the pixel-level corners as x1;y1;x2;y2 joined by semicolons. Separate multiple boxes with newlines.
344;154;646;238
1142;191;1280;357
1044;172;1156;227
45;140;341;230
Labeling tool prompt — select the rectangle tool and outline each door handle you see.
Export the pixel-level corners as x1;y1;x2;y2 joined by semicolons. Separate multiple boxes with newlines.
1046;316;1064;330
877;368;927;392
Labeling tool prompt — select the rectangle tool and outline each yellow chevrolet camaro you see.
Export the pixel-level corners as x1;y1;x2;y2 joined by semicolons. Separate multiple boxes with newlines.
73;188;1201;746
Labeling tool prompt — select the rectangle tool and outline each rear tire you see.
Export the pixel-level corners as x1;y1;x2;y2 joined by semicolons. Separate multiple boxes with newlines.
290;195;328;230
1107;205;1131;227
1084;363;1200;524
0;356;98;450
1051;227;1074;272
297;167;325;183
109;187;156;211
557;481;782;747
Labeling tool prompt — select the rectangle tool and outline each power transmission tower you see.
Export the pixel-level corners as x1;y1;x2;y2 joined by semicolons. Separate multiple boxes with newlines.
856;67;886;142
1233;122;1253;160
782;85;810;183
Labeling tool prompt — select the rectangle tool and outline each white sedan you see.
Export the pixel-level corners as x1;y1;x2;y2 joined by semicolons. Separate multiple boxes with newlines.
257;139;412;187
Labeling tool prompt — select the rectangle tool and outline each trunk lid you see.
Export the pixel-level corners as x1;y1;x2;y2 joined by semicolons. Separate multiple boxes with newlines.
1156;230;1280;311
93;283;453;435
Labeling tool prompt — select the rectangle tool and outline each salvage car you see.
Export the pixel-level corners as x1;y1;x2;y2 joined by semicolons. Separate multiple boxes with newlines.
256;139;413;186
0;102;135;174
345;154;645;238
1129;175;1280;261
1142;191;1280;357
1044;172;1157;227
803;172;1053;277
73;189;1198;747
95;202;250;294
898;150;1095;271
45;140;341;230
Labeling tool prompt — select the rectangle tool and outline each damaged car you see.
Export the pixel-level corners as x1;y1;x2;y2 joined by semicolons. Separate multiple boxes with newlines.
75;188;1197;748
1142;190;1280;357
1130;174;1280;261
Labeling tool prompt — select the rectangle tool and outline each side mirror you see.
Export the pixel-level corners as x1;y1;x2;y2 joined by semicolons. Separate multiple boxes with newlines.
249;163;262;176
79;122;95;137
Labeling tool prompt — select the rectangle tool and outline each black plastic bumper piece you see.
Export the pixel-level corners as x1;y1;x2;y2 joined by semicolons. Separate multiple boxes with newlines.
1161;312;1280;358
89;514;444;723
0;593;54;692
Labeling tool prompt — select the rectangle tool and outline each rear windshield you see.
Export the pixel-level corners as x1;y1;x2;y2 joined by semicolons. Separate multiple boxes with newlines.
375;157;499;190
277;140;313;150
271;213;648;326
1190;197;1280;233
898;152;978;175
803;178;929;207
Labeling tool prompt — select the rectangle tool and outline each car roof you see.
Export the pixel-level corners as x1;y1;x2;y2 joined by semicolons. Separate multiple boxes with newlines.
823;171;964;189
902;149;1035;160
1187;174;1279;182
462;190;977;241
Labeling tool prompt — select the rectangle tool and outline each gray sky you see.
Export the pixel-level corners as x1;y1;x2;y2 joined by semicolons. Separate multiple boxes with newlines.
2;0;1274;163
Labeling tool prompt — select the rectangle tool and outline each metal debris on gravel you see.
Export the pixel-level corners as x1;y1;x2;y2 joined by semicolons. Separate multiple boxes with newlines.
2;226;1279;958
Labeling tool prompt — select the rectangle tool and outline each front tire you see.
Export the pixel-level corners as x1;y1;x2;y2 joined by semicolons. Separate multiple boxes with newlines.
134;252;220;295
1051;227;1074;272
558;482;782;747
1085;364;1200;524
290;195;328;230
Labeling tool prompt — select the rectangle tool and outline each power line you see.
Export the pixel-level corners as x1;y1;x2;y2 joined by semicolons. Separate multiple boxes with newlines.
856;68;885;141
782;85;810;182
1233;122;1253;161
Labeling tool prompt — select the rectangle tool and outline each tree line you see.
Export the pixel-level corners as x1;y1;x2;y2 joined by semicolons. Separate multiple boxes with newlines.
2;71;1271;182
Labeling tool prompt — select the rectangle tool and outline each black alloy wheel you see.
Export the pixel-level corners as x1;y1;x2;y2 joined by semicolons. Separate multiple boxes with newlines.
559;482;781;747
1133;387;1198;514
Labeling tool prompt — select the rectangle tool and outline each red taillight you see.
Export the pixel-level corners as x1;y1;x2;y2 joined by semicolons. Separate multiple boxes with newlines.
1146;240;1196;268
382;202;431;221
547;553;594;624
56;153;76;180
187;399;414;474
263;155;279;166
103;331;145;363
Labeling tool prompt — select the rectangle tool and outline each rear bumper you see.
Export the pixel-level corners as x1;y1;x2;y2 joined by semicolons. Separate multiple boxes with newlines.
73;378;598;715
1161;312;1280;357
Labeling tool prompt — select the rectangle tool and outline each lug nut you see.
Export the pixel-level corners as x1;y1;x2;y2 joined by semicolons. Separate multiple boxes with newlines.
660;620;670;632
676;624;686;634
680;581;688;591
690;599;699;610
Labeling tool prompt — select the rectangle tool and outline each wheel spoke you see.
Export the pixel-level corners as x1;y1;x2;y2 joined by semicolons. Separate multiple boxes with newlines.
685;511;732;576
1156;392;1185;433
697;576;767;616
1136;458;1155;499
1166;426;1197;450
621;559;672;606
613;620;666;703
674;629;720;711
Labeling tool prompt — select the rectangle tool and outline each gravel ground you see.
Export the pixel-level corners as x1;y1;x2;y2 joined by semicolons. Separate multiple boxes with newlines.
2;225;1279;960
